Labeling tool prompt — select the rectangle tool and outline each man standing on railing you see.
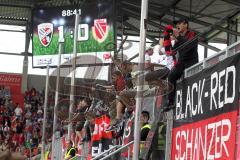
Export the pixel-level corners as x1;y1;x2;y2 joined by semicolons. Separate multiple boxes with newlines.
163;18;199;112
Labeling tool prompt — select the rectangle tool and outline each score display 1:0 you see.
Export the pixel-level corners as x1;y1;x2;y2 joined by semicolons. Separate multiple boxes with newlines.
58;24;89;43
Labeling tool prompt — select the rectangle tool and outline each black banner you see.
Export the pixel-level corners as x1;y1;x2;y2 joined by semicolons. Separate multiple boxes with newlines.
171;53;240;160
174;53;240;127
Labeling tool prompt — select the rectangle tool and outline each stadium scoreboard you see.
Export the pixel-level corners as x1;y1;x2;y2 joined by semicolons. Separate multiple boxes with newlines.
32;2;114;68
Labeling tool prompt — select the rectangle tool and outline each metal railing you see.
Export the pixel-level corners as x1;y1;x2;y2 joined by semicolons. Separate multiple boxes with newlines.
99;141;134;160
92;145;120;160
185;40;240;78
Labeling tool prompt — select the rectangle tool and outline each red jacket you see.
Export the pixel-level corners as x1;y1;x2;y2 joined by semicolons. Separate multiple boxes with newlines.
115;75;126;91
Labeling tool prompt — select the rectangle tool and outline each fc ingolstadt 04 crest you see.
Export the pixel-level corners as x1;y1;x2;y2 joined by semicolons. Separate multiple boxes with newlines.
37;23;53;47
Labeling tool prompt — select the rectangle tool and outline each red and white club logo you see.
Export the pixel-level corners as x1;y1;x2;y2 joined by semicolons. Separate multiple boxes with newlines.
37;23;53;47
92;18;109;43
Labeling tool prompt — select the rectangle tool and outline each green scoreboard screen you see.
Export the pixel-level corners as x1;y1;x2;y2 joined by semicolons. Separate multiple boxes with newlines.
32;1;114;67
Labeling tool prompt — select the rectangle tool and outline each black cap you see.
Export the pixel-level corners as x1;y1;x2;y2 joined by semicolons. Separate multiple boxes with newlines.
173;18;189;25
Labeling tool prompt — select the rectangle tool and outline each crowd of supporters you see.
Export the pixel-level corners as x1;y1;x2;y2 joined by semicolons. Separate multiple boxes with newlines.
0;87;53;158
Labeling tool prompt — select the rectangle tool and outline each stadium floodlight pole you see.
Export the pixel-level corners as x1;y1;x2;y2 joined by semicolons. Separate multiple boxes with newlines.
68;13;80;141
51;41;63;159
41;65;50;160
133;0;148;159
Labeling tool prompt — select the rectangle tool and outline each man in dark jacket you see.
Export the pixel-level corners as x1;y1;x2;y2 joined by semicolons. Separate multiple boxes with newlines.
163;18;199;111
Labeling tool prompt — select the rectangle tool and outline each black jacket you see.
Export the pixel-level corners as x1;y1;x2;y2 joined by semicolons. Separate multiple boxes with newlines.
173;30;199;67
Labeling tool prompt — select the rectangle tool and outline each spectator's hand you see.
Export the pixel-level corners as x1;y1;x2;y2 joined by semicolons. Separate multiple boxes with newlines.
159;38;164;46
159;47;165;55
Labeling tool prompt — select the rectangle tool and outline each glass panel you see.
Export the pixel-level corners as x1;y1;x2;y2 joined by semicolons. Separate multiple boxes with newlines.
0;31;25;53
0;54;23;73
0;24;26;31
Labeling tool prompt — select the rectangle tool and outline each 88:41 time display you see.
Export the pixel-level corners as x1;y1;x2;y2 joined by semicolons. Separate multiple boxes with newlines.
62;9;81;17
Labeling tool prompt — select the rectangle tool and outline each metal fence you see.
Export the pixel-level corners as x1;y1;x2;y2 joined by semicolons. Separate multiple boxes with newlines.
185;41;240;78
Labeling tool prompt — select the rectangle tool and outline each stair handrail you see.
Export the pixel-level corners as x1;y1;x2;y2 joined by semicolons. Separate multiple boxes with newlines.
92;145;120;160
99;141;134;160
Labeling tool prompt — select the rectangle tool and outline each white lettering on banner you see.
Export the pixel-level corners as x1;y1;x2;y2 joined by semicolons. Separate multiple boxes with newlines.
176;79;205;120
186;129;193;159
175;132;180;160
218;70;225;109
176;90;183;119
225;66;236;104
185;86;192;118
210;66;236;110
92;145;102;157
191;82;198;116
207;122;215;159
197;79;204;116
180;131;186;160
176;65;236;120
174;119;231;160
221;119;231;157
192;128;198;160
211;72;218;111
0;75;21;83
215;121;222;158
199;127;207;160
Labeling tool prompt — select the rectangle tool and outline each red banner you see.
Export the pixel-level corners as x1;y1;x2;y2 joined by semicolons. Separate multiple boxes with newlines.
172;111;237;160
236;99;240;160
0;74;24;107
121;114;134;157
91;115;113;157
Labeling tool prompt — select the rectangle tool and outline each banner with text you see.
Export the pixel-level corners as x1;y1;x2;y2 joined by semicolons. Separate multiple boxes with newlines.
121;114;134;157
91;115;113;158
0;74;24;108
171;53;240;160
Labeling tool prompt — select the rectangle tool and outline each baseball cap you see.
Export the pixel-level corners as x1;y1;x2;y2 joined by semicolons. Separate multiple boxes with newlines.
173;18;189;25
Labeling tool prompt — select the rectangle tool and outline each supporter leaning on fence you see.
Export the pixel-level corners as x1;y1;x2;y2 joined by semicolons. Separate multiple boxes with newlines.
120;61;133;89
106;71;150;132
73;97;92;146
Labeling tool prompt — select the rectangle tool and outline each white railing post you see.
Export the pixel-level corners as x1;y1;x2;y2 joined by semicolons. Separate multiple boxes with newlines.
133;0;149;159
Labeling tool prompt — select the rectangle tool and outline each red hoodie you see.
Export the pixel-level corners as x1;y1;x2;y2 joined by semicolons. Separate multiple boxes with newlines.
115;75;126;91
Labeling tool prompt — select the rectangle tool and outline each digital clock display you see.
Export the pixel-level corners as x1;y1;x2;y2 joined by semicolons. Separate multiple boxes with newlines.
62;9;81;16
32;1;114;68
